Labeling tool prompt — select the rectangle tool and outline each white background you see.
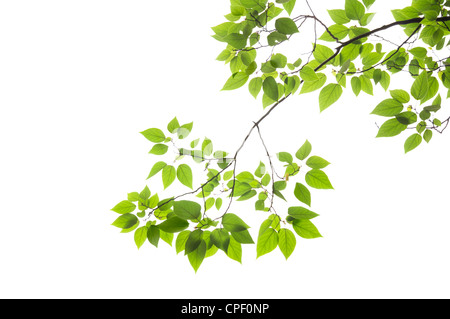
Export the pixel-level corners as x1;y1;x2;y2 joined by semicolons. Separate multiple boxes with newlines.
1;0;450;299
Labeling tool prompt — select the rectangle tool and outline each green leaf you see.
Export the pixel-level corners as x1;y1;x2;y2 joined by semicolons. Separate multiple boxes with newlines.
237;190;257;201
157;216;189;233
351;76;362;96
139;186;151;201
283;0;296;15
271;53;287;68
421;76;439;104
177;164;192;189
134;226;148;249
224;33;248;50
275;17;299;35
261;173;270;186
277;152;293;163
306;156;330;169
396;111;417;125
111;213;139;229
231;229;254;244
175;230;190;254
185;230;204;255
259;219;272;236
188;240;206;273
359;76;373;95
210;228;230;253
263;76;279;101
176;164;193;189
295;140;312;160
147;225;160;247
249;77;263;99
267;31;288;46
404;133;422;153
292;219;322;239
328;9;351;25
345;0;366;20
149;143;169;155
167;117;180;134
227;237;242;263
222;72;249;91
288;206;319;220
127;192;140;202
411;71;429;101
173;200;201;221
371;99;404;117
380;71;390;91
319;24;349;41
409;47;427;59
294;182;311;207
278;228;296;260
360;12;375;26
257;228;279;258
319;83;343;112
424;105;441;113
147;161;167;179
159;229;174;246
202;138;213;156
157;197;174;212
362;52;384;66
216;49;233;61
300;73;327;94
162;165;176;189
273;181;287;191
177;122;193;139
300;66;319;82
120;220;139;233
376;118;407;137
305;169;334;189
313;44;335;64
222;213;250;232
240;0;261;8
273;189;286;201
140;128;166;143
111;200;136;214
160;228;174;246
390;89;410;103
362;0;375;9
423;129;433;143
255;161;266;178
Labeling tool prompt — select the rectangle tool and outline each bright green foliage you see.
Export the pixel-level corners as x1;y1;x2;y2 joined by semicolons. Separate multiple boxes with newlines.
319;84;343;112
111;200;136;214
275;17;299;35
134;226;148;249
294;183;311;207
295;140;312;161
162;165;176;189
376;118;407;137
305;169;334;189
345;0;366;21
257;226;278;258
112;117;333;271
173;200;202;221
278;228;296;260
111;213;139;230
404;133;422;153
111;0;450;272
176;164;193;189
292;219;322;239
371;99;404;117
141;128;165;143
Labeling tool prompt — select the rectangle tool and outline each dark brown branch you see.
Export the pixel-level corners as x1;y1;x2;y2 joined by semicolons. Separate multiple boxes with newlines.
312;16;450;73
